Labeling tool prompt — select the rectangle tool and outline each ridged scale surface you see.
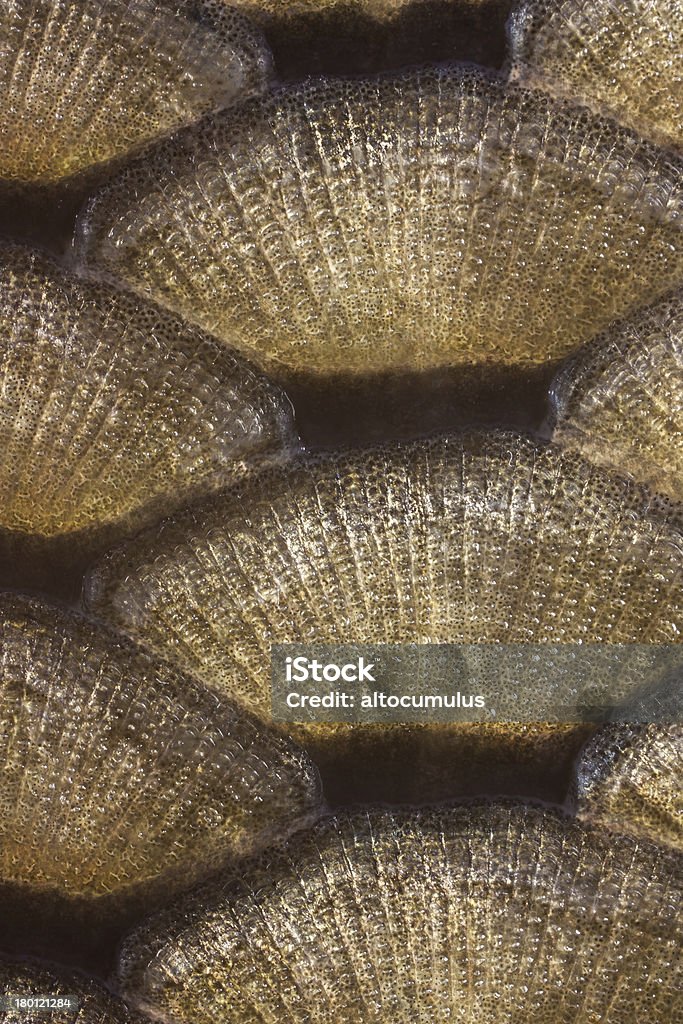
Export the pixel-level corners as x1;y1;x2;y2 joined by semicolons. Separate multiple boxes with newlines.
224;0;499;19
550;289;683;503
0;245;295;539
77;65;683;376
0;595;321;902
575;724;683;849
508;0;683;150
0;0;271;184
118;804;683;1023
87;433;683;720
227;0;439;13
0;959;147;1023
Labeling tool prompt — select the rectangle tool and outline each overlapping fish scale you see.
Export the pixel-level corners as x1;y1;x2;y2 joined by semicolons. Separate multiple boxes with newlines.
0;958;149;1023
86;433;683;719
76;64;683;376
0;0;272;184
574;724;683;850
0;244;296;542
118;803;683;1023
508;0;683;150
549;289;683;503
0;595;321;904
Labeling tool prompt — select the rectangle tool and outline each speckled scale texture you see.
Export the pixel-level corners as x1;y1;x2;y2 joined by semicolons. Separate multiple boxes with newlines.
76;65;683;377
0;245;295;540
226;0;441;15
0;0;271;185
508;0;683;150
0;595;321;904
86;433;683;721
0;959;148;1023
118;804;683;1023
223;0;497;20
575;724;683;850
549;289;683;503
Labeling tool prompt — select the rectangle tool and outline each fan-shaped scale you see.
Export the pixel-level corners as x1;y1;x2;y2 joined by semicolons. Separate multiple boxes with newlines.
118;804;683;1023
0;245;295;541
86;433;683;722
574;724;682;850
549;289;683;503
508;0;683;150
0;595;321;904
76;64;683;377
0;0;271;185
0;958;148;1023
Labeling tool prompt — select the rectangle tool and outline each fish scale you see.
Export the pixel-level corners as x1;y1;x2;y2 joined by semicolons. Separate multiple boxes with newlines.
76;65;683;376
117;805;683;1023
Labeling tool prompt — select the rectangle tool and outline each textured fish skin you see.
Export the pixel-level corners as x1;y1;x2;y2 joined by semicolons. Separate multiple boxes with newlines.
549;290;683;503
574;724;683;850
0;595;321;906
0;244;296;543
0;959;147;1023
0;0;272;186
508;0;683;151
118;803;683;1023
76;64;683;377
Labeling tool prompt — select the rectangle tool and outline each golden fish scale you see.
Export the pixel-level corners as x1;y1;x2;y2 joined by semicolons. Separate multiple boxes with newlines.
0;0;271;184
508;0;683;150
575;724;683;850
118;804;683;1023
0;245;295;540
87;433;683;718
550;289;683;503
0;595;321;903
77;64;683;376
0;959;147;1023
